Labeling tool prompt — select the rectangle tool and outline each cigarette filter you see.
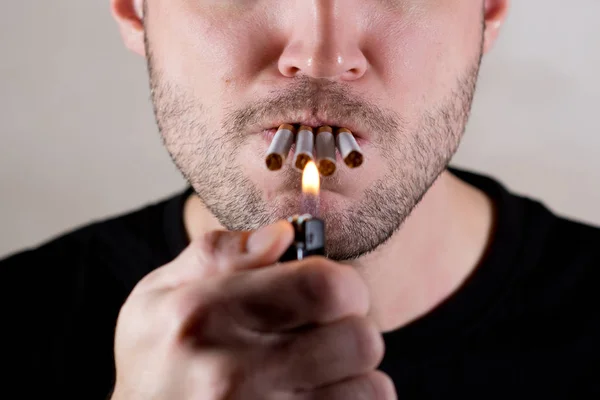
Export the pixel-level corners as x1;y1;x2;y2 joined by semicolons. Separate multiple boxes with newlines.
336;128;364;168
279;214;325;262
315;126;337;176
265;124;295;171
294;125;315;171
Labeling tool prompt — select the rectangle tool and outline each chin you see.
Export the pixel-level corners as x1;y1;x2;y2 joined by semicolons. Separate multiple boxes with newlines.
264;189;354;221
315;190;355;214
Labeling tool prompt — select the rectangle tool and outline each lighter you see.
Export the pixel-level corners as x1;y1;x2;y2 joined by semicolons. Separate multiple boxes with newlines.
279;214;325;261
278;161;326;262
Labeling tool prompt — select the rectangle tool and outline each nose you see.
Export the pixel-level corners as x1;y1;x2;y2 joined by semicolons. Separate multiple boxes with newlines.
278;1;368;81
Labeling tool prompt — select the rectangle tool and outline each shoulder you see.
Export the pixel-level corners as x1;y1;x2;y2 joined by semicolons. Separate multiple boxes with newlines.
0;189;190;392
525;208;600;294
512;188;600;282
495;196;600;349
543;213;600;263
452;166;600;311
451;166;600;267
0;188;189;292
497;189;600;302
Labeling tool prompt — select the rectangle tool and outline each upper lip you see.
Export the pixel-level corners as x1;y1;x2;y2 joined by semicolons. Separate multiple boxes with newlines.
260;115;368;140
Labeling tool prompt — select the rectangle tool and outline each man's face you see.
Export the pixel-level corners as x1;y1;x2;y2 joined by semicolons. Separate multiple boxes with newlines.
142;0;487;260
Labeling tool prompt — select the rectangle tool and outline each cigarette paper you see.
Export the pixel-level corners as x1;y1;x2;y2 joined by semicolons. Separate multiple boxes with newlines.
265;124;295;171
336;128;364;168
294;125;315;171
315;126;337;176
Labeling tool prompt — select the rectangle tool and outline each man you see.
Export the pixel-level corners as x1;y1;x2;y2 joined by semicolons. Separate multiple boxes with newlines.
2;0;599;398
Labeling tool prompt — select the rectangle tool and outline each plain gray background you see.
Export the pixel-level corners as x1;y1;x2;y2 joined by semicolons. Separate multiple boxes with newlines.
1;1;599;259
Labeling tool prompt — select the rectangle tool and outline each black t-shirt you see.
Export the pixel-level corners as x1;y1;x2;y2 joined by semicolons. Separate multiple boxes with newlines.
2;168;600;399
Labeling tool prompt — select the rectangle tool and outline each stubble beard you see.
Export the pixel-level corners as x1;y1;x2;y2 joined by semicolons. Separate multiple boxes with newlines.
144;28;483;261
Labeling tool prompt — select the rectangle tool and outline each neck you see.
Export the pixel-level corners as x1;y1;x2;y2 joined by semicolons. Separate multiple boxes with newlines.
183;169;494;332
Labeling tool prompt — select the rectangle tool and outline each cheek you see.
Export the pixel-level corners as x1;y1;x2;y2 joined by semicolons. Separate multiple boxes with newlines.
372;2;482;111
148;2;275;105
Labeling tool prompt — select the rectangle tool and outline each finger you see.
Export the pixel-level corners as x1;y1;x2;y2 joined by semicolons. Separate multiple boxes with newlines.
186;220;295;274
264;316;384;391
294;371;397;400
219;258;370;333
138;220;295;292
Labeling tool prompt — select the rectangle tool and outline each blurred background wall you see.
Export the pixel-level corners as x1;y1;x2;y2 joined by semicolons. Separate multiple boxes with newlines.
1;1;599;259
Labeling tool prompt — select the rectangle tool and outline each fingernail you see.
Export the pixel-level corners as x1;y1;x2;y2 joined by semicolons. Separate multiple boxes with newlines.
246;222;286;253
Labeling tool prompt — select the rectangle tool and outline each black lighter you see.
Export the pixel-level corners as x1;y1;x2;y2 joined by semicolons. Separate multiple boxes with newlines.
279;214;326;261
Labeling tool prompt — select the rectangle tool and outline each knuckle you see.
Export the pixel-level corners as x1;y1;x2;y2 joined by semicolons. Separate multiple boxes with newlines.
115;296;141;334
191;354;243;399
161;286;209;338
115;294;170;355
132;264;171;292
367;371;397;400
191;230;247;271
298;260;369;318
302;371;396;400
333;374;379;400
133;269;156;291
158;293;189;335
347;317;385;370
297;262;342;312
299;260;338;300
118;287;163;332
191;231;223;262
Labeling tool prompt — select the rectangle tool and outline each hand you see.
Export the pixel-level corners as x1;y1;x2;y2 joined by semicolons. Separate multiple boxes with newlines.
111;220;396;400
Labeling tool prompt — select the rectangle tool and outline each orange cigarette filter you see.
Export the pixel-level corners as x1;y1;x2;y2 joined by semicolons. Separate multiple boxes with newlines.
265;123;364;173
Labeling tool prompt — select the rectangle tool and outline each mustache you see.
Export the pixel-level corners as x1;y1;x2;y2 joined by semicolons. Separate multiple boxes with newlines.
222;76;403;143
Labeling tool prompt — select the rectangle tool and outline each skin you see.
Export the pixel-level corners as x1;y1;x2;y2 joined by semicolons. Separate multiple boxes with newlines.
113;224;397;399
139;0;488;263
110;1;509;398
112;0;508;330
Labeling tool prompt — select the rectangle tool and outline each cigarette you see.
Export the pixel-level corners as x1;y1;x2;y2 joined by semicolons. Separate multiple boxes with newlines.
265;124;295;171
315;126;337;176
294;125;315;171
336;127;364;168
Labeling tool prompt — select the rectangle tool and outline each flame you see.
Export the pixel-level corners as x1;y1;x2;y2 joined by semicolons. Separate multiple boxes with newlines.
302;161;320;196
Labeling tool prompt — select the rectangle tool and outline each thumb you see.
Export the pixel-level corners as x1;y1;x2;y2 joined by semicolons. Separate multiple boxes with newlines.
141;220;295;291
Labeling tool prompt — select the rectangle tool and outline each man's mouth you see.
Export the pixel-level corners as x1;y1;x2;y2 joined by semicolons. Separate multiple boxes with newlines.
261;123;369;147
261;122;366;174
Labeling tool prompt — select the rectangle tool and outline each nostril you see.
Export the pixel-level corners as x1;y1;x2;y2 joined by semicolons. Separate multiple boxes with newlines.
282;65;300;78
342;65;366;80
